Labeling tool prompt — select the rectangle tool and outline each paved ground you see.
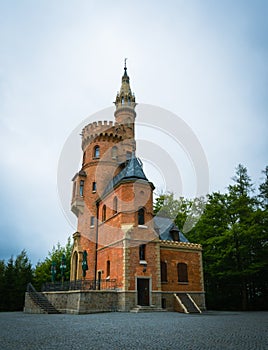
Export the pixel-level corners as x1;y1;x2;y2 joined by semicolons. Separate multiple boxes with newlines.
0;311;267;349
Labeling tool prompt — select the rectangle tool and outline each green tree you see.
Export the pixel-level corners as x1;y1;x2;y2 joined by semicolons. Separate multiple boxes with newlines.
1;251;33;311
153;193;205;233
259;166;268;209
0;260;5;311
190;165;268;310
33;237;72;290
13;250;33;310
156;165;268;310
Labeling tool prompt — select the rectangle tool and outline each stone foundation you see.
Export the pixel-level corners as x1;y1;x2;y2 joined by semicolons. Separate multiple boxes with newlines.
25;290;206;314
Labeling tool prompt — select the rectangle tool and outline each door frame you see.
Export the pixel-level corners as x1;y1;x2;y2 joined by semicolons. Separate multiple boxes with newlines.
135;276;152;306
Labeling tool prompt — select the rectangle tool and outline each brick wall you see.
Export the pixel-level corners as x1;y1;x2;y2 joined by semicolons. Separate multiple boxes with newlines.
160;245;203;292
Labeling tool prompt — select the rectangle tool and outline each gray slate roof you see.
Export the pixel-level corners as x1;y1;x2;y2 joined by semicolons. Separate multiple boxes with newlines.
154;216;189;242
103;155;148;196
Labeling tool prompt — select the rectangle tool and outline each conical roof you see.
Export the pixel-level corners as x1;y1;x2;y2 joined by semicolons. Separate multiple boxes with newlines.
114;60;136;109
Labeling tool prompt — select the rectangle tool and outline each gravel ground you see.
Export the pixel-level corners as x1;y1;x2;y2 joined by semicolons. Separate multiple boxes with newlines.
0;311;267;350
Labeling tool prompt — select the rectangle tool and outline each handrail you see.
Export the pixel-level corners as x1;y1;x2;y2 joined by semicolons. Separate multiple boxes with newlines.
41;279;118;292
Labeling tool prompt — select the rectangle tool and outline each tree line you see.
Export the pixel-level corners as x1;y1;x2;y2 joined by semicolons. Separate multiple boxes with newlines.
154;164;268;310
1;164;267;311
0;238;72;311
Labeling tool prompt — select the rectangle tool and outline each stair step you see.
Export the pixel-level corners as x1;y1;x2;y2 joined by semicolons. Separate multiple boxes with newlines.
175;293;201;314
27;283;60;314
130;306;166;313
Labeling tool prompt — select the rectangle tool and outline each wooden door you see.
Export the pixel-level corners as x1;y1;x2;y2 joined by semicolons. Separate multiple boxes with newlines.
137;278;150;306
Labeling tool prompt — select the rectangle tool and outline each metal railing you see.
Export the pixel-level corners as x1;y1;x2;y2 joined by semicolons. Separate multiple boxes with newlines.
41;279;117;292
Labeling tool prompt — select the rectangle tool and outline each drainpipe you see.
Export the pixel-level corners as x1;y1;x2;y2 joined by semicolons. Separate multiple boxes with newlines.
94;201;99;290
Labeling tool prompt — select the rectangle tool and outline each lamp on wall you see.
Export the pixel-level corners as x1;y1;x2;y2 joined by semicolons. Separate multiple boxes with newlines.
140;260;147;273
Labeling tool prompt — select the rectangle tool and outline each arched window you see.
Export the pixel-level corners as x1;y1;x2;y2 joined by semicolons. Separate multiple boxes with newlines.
102;205;106;222
177;263;188;283
138;207;145;225
79;180;84;196
93;145;100;158
161;261;168;283
106;260;110;278
92;182;97;192
113;197;118;215
112;146;118;159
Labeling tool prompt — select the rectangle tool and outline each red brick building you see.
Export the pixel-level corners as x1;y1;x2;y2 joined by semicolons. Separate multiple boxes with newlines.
70;64;205;312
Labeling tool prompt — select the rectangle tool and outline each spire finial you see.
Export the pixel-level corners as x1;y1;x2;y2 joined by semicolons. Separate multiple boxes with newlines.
124;57;127;72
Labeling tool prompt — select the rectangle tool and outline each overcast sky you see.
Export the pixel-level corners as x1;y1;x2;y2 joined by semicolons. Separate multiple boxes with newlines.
0;0;267;265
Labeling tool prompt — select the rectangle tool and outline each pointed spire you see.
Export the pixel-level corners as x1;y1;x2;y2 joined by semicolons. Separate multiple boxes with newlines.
114;59;136;110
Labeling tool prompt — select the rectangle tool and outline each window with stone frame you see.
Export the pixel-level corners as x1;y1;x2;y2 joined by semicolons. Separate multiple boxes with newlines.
113;196;118;214
106;260;110;278
138;207;145;225
161;261;168;282
102;205;106;221
139;244;146;261
93;145;100;158
177;263;188;283
79;180;85;196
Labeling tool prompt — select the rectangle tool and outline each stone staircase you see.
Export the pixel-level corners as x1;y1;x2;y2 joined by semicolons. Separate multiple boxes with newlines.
130;305;166;313
175;293;201;314
26;283;60;314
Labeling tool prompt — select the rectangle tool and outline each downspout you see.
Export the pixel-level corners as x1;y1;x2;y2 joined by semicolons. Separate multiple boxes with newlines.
94;201;99;290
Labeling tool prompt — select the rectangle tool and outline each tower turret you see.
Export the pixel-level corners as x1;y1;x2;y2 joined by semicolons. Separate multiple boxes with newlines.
114;59;136;126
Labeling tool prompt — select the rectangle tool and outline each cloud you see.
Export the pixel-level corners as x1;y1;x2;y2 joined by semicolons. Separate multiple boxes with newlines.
0;0;267;264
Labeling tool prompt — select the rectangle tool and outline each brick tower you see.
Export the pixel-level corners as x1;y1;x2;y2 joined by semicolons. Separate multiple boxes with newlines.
70;63;205;313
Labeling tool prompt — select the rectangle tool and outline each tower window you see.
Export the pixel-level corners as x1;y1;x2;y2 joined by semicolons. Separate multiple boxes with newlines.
94;146;100;158
138;207;145;225
113;197;118;214
112;146;118;159
92;182;97;192
79;180;84;196
139;244;146;261
161;261;168;283
177;263;188;283
102;205;106;222
90;216;95;227
106;260;110;278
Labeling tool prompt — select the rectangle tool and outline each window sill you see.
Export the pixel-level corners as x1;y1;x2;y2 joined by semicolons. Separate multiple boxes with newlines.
178;282;189;285
161;281;168;284
92;191;96;194
138;225;148;229
139;260;147;265
90;225;95;228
